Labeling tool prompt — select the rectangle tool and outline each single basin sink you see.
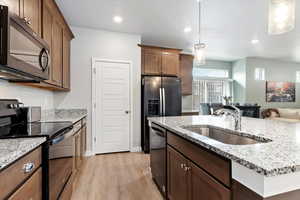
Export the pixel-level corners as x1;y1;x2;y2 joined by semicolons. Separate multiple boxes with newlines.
180;125;271;145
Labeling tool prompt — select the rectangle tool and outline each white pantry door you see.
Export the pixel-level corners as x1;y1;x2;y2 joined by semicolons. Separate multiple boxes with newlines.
94;60;131;154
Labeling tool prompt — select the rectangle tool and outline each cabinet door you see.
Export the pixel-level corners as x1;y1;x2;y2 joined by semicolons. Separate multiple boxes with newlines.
8;168;42;200
42;3;53;84
189;162;231;200
62;30;71;89
142;49;162;75
23;0;41;35
162;52;179;76
180;54;194;95
74;131;82;171
167;146;189;200
81;126;87;157
51;19;63;86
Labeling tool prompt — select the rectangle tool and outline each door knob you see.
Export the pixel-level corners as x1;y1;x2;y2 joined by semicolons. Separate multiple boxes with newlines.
125;110;131;114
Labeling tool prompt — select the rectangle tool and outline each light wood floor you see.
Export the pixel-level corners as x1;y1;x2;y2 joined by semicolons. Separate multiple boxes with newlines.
71;152;164;200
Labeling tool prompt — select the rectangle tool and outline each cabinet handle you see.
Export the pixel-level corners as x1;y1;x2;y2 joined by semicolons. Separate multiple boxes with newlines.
23;162;35;173
184;166;191;171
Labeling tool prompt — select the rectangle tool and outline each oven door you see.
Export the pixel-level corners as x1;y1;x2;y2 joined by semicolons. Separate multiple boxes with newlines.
0;6;50;81
49;129;74;200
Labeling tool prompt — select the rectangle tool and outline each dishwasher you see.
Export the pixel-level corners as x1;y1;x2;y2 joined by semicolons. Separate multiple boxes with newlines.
150;123;167;197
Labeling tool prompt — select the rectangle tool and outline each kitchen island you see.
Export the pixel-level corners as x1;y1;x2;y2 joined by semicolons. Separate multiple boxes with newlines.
149;115;300;200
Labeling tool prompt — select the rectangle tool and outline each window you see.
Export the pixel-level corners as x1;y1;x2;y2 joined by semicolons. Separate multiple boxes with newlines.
193;68;229;78
255;68;265;80
191;67;232;110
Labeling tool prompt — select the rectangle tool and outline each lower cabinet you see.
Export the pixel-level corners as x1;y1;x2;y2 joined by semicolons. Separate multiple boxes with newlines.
8;168;43;200
74;129;82;172
167;146;189;200
167;146;231;200
189;161;231;200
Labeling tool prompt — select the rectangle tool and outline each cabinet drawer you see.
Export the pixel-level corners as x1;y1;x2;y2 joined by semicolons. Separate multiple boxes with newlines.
167;132;231;187
0;147;42;199
8;168;43;200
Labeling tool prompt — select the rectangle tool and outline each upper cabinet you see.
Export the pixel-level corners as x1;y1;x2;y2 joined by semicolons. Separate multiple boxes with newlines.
3;0;41;35
62;30;71;90
23;0;41;35
16;0;74;91
180;54;194;96
140;45;181;77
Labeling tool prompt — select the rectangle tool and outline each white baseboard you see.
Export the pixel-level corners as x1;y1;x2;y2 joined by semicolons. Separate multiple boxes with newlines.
84;150;95;157
131;146;142;152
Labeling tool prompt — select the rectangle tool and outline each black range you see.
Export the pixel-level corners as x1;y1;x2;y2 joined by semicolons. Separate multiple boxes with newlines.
0;99;75;200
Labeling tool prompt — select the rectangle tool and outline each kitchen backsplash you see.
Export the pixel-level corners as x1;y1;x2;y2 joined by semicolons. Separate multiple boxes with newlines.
0;80;54;109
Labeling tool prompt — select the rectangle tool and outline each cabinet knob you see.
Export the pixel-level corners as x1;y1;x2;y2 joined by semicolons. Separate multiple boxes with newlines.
23;162;35;173
180;163;185;169
184;166;191;171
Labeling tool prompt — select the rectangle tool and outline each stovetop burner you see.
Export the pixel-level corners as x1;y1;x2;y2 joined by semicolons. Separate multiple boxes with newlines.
0;121;73;139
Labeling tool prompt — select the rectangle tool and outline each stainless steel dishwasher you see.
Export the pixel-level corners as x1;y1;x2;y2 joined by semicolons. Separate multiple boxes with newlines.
150;123;167;197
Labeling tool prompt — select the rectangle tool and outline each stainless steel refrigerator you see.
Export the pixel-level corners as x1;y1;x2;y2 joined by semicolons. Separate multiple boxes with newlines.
141;76;182;153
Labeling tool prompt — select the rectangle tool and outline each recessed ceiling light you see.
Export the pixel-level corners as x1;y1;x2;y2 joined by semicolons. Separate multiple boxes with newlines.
113;16;123;23
251;39;260;44
184;27;192;33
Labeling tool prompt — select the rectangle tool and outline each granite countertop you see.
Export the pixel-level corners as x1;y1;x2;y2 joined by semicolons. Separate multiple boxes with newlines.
41;109;87;124
0;137;46;171
148;115;300;177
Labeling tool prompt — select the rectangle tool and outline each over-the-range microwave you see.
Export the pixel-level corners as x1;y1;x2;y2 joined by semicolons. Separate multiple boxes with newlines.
0;5;50;82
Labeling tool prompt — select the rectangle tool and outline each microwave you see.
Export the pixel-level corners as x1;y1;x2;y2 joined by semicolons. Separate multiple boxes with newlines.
0;5;50;82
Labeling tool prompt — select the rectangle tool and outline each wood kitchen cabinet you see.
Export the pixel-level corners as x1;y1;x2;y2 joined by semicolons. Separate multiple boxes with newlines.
3;0;41;35
167;146;189;200
139;45;181;76
0;147;42;200
180;54;194;95
17;0;74;91
62;30;71;90
167;146;231;200
142;48;162;75
190;162;231;200
74;130;82;172
162;52;180;76
23;0;41;35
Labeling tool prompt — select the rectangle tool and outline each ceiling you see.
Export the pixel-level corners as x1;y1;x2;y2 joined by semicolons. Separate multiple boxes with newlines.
56;0;300;63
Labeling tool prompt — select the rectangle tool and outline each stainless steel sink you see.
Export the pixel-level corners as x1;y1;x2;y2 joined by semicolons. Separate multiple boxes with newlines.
180;125;271;145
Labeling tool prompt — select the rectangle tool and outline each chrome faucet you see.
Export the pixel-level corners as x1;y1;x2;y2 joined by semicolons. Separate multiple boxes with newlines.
214;105;241;131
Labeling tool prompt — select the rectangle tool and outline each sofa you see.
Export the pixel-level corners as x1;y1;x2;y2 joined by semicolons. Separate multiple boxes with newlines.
262;108;300;123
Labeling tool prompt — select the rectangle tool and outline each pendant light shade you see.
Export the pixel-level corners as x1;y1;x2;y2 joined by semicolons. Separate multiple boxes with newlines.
194;43;206;65
268;0;296;35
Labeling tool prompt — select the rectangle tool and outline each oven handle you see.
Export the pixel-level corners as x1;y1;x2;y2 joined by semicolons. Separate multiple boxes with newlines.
51;128;74;145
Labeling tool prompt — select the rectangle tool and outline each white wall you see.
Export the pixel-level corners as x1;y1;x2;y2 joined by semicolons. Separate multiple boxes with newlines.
0;80;54;109
54;26;142;152
246;57;300;108
232;59;247;104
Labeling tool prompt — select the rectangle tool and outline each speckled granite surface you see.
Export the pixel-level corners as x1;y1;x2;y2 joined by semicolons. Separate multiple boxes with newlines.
41;109;87;123
0;138;46;171
149;115;300;177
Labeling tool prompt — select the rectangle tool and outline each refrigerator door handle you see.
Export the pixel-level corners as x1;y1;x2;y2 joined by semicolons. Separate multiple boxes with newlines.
159;88;163;116
162;88;166;116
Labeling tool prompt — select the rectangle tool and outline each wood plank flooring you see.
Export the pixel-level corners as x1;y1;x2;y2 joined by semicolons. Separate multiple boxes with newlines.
71;152;163;200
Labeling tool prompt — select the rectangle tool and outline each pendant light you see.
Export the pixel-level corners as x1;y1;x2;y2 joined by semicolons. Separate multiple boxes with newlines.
194;0;206;65
268;0;296;35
